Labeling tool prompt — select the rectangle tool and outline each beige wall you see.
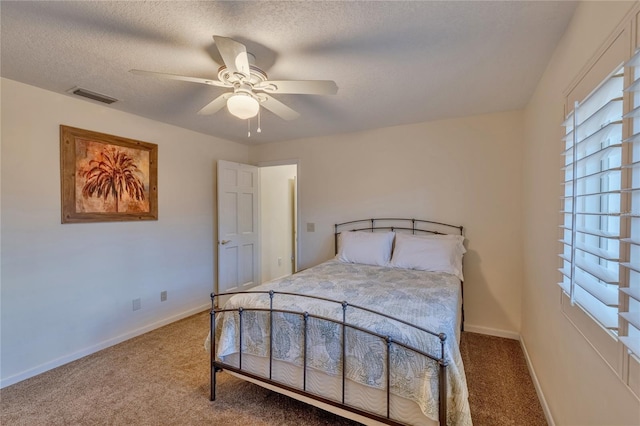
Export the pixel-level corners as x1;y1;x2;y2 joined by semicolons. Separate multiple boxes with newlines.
250;111;524;337
522;1;640;425
0;78;248;386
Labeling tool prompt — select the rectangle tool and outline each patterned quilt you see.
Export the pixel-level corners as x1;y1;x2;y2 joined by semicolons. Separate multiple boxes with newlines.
213;260;472;425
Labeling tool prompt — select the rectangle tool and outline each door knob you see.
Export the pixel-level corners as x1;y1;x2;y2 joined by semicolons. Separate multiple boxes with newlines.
220;240;232;245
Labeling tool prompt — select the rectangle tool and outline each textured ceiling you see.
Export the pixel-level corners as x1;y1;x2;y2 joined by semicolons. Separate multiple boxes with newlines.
0;1;578;145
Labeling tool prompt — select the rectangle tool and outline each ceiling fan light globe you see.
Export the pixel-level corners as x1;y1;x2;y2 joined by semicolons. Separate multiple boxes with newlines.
227;94;259;119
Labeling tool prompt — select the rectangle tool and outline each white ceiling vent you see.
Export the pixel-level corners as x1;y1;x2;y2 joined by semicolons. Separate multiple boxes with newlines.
68;87;118;104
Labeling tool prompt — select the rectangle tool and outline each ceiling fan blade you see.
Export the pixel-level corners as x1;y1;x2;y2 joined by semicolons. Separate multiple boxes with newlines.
260;95;300;121
255;80;338;95
197;93;232;115
213;36;251;78
129;69;229;88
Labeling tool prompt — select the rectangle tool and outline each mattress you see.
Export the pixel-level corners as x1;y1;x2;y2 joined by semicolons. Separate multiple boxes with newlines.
209;259;472;425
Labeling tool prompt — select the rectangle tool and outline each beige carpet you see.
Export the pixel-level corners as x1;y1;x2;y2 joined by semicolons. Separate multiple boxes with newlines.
1;311;546;425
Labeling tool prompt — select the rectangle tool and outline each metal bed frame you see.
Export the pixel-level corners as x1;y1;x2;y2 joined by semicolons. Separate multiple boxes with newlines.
210;218;464;425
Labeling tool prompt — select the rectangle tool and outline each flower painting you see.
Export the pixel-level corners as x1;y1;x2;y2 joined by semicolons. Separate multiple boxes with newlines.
60;126;158;223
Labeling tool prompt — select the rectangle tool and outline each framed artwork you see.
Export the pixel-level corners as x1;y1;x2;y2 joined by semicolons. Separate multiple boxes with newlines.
60;125;158;223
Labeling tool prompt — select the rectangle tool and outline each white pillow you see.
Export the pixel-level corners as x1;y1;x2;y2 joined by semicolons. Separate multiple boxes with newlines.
389;233;466;280
337;231;395;266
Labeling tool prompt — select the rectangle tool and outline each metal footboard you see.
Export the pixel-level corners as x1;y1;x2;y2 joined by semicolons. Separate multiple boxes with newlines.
210;290;449;425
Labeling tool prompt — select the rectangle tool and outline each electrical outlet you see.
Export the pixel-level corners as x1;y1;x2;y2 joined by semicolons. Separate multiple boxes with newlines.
278;257;282;266
160;291;167;302
132;298;141;311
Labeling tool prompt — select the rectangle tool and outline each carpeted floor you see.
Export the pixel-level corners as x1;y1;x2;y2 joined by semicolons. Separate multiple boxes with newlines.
460;332;547;426
0;311;546;425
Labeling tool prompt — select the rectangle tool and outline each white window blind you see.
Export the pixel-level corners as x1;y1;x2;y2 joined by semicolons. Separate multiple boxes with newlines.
560;64;624;333
561;50;640;357
620;50;640;357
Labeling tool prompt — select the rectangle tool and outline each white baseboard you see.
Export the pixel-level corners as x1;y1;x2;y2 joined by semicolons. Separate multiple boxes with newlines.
0;303;210;389
520;336;555;426
463;324;520;340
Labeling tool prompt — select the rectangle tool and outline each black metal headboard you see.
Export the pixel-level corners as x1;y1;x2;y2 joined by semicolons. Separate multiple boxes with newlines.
334;218;464;255
334;217;466;332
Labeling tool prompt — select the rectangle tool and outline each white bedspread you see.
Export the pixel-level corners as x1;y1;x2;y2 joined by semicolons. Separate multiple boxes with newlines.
211;260;472;425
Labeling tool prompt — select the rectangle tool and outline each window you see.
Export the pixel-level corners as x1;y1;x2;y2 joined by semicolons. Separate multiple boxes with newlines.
620;49;640;357
561;64;624;333
560;50;639;358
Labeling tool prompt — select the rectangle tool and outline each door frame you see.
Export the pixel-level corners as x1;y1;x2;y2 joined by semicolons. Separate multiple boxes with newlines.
257;159;300;275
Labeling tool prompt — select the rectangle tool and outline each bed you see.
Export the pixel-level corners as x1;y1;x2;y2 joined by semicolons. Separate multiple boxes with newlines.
207;218;472;425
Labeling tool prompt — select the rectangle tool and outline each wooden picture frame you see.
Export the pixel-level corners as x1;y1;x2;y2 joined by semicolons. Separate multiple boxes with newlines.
60;125;158;223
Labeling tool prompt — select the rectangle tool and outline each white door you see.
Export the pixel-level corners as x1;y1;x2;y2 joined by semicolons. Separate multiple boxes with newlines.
217;160;260;303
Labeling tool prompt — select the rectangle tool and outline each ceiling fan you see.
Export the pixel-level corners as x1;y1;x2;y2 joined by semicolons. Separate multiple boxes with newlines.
130;36;338;122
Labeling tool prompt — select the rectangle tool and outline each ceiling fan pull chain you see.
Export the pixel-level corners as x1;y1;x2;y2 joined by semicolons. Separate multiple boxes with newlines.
257;108;262;133
247;118;251;138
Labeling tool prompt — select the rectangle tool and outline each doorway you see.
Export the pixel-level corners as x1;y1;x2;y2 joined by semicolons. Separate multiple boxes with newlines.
259;163;298;283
